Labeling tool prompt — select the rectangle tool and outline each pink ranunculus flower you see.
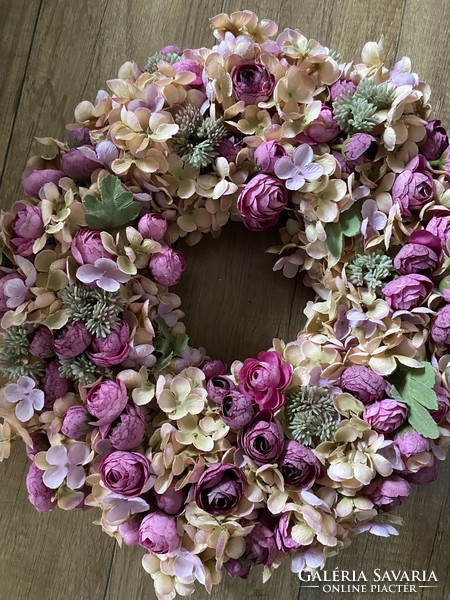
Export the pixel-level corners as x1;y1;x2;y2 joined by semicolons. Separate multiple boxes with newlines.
238;350;292;411
301;106;341;144
10;205;44;256
224;558;251;579
206;375;236;404
153;480;188;515
392;155;434;215
108;404;146;450
382;274;433;311
274;144;324;191
71;228;114;265
41;359;70;408
149;246;186;286
87;320;130;367
60;146;102;179
340;365;389;404
220;390;255;430
238;411;285;466
22;168;64;198
342;133;378;166
431;304;450;344
254;141;287;174
137;213;168;241
330;79;357;101
26;461;56;513
364;475;411;510
363;399;407;434
194;463;244;515
426;214;450;248
237;174;288;231
29;326;54;358
395;429;430;459
278;440;323;489
77;257;132;293
61;405;91;440
139;511;181;554
85;379;128;427
393;231;441;275
53;321;92;358
231;62;275;105
201;359;227;380
99;450;151;497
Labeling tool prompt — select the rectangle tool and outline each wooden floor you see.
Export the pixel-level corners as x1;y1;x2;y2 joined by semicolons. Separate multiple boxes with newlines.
0;1;449;599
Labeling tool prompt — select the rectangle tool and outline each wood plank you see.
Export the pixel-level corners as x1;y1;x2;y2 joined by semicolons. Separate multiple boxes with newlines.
0;0;42;182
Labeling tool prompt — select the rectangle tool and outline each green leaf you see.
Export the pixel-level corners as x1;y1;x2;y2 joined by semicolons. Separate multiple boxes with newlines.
150;352;174;374
326;222;343;264
83;174;141;230
173;333;189;356
388;361;439;439
408;400;439;439
340;202;362;237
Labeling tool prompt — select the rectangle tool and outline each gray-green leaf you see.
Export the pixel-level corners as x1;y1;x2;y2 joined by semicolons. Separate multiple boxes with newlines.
83;174;141;230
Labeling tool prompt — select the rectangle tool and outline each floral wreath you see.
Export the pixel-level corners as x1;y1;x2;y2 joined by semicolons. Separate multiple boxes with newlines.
1;10;450;599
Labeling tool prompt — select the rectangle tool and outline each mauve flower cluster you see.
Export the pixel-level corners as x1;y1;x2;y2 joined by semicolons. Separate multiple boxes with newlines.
1;10;450;600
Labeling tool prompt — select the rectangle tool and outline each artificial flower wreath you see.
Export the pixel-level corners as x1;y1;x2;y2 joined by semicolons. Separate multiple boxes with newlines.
1;9;450;599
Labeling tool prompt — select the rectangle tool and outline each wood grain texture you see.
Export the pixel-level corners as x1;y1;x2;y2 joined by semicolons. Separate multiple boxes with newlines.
0;0;449;599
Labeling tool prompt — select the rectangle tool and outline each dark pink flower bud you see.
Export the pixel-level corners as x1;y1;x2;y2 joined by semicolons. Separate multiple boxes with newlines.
85;379;128;426
255;141;287;174
393;235;440;275
224;558;251;579
108;404;145;450
364;475;410;509
206;375;236;404
61;405;91;440
419;120;449;160
426;214;450;249
382;274;433;311
302;106;341;143
194;463;244;515
231;62;275;105
26;432;49;460
26;461;56;512
330;80;357;102
342;133;378;166
87;320;130;367
274;512;302;552
239;411;285;465
41;359;70;408
220;390;254;429
431;304;450;344
67;127;91;148
29;326;54;358
118;518;141;546
22;168;65;198
395;429;430;459
137;213;167;241
403;458;438;485
10;205;44;257
201;359;227;380
149;246;186;286
278;440;322;489
153;480;187;515
245;521;276;566
71;228;114;265
216;136;241;162
60;146;101;179
364;399;407;434
430;385;450;423
53;321;92;358
237;174;288;231
139;511;180;554
340;365;389;404
99;450;151;497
